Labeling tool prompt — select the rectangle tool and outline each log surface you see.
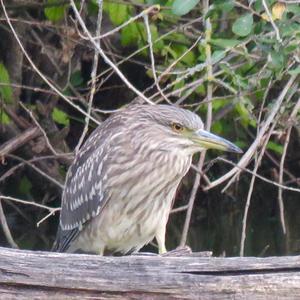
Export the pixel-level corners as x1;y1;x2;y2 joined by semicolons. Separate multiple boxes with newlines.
0;246;300;299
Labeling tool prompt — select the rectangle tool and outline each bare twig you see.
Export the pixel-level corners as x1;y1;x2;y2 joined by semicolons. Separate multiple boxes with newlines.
279;1;300;3
179;154;205;247
277;127;291;235
93;5;160;40
143;14;171;104
6;154;64;189
0;195;60;213
0;195;60;228
204;74;298;191
0;82;80;98
217;157;300;193
180;0;212;247
240;122;276;256
234;1;261;17
261;0;282;42
170;205;189;214
0;154;72;184
0;199;18;248
70;0;154;105
36;208;60;227
19;103;60;156
288;97;300;123
96;16;203;82
0;1;101;125
277;97;300;234
162;35;202;87
76;0;103;153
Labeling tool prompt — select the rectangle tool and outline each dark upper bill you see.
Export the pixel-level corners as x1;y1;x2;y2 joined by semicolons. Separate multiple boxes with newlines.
192;129;242;153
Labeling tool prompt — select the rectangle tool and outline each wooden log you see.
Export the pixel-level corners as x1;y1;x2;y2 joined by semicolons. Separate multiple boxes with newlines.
0;246;300;299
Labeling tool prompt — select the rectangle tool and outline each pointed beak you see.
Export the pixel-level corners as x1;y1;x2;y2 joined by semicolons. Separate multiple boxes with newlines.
192;129;242;153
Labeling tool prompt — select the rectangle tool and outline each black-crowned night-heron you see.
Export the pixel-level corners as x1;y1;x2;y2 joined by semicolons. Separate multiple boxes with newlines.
53;105;241;255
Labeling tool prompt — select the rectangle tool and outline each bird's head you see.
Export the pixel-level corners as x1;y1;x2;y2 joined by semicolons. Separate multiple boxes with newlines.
125;105;242;156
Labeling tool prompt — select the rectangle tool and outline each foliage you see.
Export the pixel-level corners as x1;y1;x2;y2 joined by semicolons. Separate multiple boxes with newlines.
171;0;201;16
51;107;70;127
0;62;13;103
44;0;66;22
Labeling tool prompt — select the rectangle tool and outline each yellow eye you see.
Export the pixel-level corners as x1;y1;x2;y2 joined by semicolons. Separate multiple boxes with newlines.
172;123;184;132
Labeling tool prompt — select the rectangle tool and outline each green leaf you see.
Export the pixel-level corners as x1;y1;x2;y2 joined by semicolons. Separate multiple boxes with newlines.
267;141;283;154
0;62;13;103
0;111;11;125
211;120;223;135
88;1;99;14
172;0;200;16
44;0;66;22
281;22;300;38
284;43;298;54
212;98;228;111
147;0;169;4
288;67;300;75
149;25;165;52
232;14;253;37
269;51;285;71
287;4;300;14
211;50;225;63
19;176;32;195
121;23;140;46
210;39;240;49
195;84;206;96
234;140;247;150
235;100;256;127
52;108;70;126
106;3;128;26
213;0;234;12
173;80;185;92
70;71;84;87
169;45;196;65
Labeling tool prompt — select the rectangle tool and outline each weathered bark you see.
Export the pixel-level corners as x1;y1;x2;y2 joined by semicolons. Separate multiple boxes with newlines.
0;247;300;299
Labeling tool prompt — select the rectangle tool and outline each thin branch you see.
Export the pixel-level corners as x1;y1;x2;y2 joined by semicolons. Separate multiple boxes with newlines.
162;35;202;86
70;0;154;105
19;103;60;156
0;199;18;248
76;0;103;153
261;0;282;42
95;16;203;82
217;157;300;193
240;122;276;256
204;74;298;191
92;5;160;40
170;205;189;214
180;0;212;247
6;154;64;189
36;208;60;227
277;127;291;235
0;154;72;184
288;97;300;122
0;195;60;213
0;1;101;125
143;13;171;104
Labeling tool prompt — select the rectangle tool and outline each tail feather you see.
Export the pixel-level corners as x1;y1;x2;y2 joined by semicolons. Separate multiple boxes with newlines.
52;226;79;252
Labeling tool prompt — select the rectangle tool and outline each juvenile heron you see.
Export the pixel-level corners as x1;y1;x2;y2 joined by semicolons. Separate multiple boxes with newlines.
53;105;241;255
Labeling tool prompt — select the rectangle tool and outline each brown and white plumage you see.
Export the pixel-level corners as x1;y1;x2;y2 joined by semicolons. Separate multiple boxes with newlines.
53;105;241;254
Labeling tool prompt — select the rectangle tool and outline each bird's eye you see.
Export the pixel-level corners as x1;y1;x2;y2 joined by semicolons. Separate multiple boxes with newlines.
172;123;184;132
